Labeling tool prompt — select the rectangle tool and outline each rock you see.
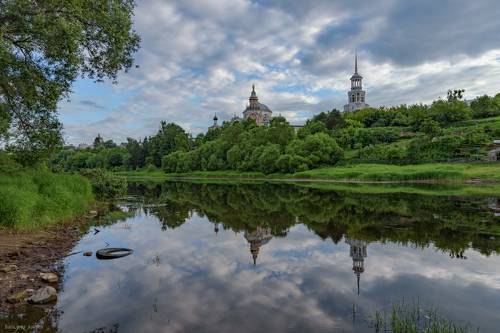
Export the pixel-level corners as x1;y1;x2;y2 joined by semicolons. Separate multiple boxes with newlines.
83;251;93;257
89;210;98;216
40;272;58;283
7;289;34;304
27;286;57;304
20;273;29;279
0;264;17;273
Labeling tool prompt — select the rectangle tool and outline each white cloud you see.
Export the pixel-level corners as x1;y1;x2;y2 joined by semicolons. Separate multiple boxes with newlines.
59;0;500;144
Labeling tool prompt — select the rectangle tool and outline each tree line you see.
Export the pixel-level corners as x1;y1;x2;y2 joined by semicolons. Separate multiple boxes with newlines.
50;90;500;174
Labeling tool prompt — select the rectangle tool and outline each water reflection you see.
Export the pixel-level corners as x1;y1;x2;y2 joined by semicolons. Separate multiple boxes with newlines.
244;227;273;265
2;182;500;333
346;238;367;295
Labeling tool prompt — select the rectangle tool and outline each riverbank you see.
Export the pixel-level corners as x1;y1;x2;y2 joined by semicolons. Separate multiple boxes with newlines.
0;169;95;229
116;162;500;184
0;208;98;311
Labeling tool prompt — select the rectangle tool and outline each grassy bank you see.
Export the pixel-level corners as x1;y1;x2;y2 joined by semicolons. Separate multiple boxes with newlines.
294;163;500;182
116;162;500;183
0;169;94;229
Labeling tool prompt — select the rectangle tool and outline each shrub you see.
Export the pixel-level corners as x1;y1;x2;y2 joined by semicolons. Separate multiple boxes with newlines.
80;168;127;199
286;133;343;168
0;170;93;229
470;95;500;119
258;144;281;174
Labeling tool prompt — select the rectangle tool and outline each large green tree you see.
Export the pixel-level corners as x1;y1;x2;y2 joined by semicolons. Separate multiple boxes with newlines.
0;0;140;164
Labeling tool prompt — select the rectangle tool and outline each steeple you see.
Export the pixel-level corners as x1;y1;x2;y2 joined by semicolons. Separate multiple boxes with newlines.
249;84;259;108
213;113;218;126
354;50;358;74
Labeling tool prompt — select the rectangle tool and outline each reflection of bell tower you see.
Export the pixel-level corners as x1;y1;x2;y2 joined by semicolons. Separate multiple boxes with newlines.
346;238;367;295
244;227;273;265
214;222;220;235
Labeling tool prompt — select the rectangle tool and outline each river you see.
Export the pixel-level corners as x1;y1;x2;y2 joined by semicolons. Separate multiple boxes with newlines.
2;181;500;332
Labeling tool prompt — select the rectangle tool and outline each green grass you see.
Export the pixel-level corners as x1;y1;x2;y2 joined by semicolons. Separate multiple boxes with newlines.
118;163;500;184
448;115;500;128
372;300;476;333
293;163;500;182
0;169;94;229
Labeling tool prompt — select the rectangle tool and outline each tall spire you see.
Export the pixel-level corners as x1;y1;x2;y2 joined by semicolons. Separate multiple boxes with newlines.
252;84;255;93
354;50;358;74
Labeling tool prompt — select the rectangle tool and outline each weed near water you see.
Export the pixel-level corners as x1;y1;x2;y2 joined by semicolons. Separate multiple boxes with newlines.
372;300;478;333
0;169;94;229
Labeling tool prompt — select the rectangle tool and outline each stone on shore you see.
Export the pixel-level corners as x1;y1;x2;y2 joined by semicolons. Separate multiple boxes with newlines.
27;286;57;304
40;272;58;283
0;265;18;273
83;251;93;256
7;289;34;304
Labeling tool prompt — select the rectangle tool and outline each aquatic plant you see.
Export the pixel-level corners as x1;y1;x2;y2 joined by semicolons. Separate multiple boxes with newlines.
371;300;478;333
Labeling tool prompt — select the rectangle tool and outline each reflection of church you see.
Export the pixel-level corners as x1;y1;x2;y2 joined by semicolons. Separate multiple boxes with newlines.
489;197;500;217
346;237;367;295
244;227;273;265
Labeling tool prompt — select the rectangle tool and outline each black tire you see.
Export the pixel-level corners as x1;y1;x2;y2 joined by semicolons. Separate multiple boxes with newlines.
96;248;133;260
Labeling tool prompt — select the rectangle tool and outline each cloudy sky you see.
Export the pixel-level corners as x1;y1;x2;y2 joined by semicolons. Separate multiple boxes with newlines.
60;0;500;144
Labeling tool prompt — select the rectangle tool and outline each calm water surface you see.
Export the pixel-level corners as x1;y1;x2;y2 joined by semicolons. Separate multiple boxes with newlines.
3;182;500;332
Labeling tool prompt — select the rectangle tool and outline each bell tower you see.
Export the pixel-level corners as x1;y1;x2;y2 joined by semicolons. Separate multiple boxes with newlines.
344;51;369;112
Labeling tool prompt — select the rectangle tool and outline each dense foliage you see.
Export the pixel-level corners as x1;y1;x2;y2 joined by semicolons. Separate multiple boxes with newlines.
0;0;140;165
50;91;500;175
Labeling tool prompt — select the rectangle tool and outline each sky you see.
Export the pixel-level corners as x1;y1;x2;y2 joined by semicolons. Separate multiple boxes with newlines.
59;0;500;145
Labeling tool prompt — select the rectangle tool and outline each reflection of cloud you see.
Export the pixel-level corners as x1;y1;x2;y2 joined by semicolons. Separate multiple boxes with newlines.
54;212;500;333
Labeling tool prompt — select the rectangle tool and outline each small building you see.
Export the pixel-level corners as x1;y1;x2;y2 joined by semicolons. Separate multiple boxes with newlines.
344;51;369;112
208;113;221;130
77;143;90;150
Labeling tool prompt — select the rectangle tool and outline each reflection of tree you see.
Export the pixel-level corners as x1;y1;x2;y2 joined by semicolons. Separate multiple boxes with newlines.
128;181;500;256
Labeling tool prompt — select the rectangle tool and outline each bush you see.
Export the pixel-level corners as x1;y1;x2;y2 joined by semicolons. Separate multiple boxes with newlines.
429;100;471;124
0;170;94;229
258;144;281;174
79;168;127;199
470;95;500;119
286;133;344;168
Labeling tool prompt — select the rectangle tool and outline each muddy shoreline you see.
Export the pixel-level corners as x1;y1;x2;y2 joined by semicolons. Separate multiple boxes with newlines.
0;209;100;313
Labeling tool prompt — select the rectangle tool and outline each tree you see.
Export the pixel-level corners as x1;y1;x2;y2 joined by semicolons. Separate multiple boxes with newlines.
258;144;281;174
429;100;471;124
447;89;465;102
125;138;145;170
420;118;442;137
312;109;345;130
0;1;140;164
470;95;500;119
286;133;344;167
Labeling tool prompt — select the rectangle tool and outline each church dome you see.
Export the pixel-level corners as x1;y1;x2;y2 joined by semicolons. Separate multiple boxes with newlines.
245;102;271;112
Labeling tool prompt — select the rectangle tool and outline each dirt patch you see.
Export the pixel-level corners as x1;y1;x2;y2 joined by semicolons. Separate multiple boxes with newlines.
0;209;100;312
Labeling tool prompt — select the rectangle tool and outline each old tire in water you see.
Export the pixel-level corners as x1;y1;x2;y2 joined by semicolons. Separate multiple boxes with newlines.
96;248;133;260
